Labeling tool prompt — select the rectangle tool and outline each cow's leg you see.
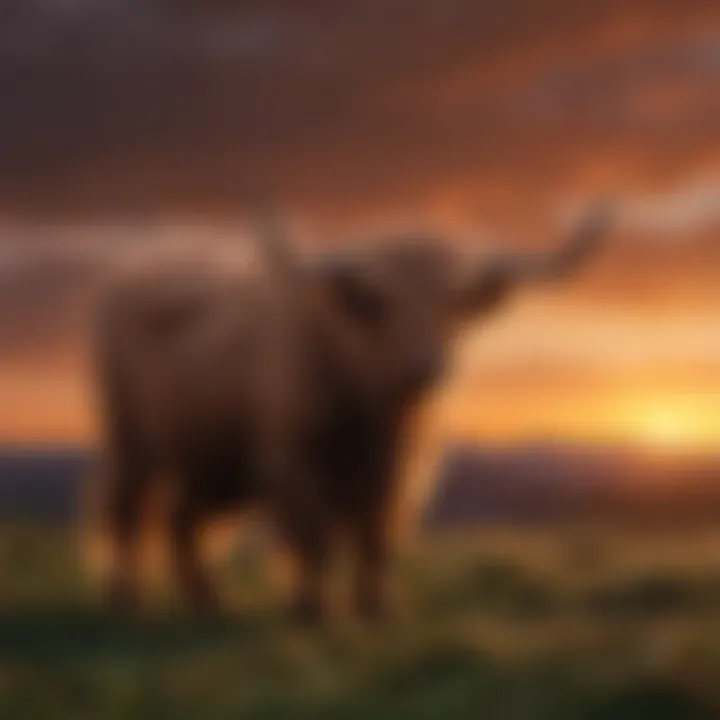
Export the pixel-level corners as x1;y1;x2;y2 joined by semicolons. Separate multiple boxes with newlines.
351;502;391;622
348;442;397;623
170;488;219;614
104;452;147;613
271;475;330;625
285;511;330;625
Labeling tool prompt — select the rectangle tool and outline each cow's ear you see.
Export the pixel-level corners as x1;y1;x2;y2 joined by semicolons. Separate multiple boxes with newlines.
326;266;386;324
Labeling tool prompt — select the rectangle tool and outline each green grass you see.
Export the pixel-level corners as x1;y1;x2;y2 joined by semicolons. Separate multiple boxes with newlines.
1;525;720;718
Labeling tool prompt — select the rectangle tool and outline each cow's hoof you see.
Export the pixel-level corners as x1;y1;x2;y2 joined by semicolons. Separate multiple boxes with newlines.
103;582;140;617
187;589;225;619
289;597;325;627
194;603;235;631
355;594;391;625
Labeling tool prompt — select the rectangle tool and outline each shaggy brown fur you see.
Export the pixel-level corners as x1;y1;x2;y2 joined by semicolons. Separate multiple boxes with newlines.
92;203;612;621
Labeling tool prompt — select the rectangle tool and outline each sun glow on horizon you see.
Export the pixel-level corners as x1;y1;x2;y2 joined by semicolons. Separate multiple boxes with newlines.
630;400;720;452
436;387;720;454
639;411;694;449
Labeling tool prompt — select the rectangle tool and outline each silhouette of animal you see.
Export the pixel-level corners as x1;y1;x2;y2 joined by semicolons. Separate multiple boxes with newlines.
92;202;613;621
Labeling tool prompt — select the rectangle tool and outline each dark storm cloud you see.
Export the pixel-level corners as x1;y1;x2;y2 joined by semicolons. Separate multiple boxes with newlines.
0;0;717;218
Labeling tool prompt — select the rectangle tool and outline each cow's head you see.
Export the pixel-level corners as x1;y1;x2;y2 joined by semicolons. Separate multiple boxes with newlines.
256;201;614;408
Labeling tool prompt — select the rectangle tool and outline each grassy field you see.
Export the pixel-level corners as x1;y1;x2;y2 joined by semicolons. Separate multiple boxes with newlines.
1;524;720;719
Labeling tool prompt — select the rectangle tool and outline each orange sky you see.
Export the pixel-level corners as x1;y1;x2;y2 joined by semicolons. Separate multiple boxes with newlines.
0;1;718;448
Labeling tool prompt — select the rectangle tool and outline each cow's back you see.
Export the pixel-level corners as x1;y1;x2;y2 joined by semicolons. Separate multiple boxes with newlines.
93;241;305;469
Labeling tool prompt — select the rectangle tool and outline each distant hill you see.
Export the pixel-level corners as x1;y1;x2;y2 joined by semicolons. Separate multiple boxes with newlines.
0;446;93;523
1;444;719;526
425;443;720;527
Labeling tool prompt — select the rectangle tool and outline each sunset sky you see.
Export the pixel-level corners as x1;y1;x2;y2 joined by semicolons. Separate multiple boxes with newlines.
0;0;718;448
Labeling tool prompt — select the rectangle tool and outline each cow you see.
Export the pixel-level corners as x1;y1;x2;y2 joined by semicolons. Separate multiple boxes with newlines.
91;201;613;622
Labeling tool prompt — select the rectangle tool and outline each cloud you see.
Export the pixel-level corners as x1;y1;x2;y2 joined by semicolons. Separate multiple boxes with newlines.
619;180;720;236
0;0;716;218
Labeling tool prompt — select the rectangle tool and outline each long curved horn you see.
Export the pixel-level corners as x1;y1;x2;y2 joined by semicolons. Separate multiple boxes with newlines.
492;197;615;282
455;198;615;315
